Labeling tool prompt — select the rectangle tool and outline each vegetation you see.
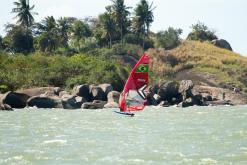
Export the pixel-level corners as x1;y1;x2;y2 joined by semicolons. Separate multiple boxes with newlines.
187;21;218;41
148;41;247;92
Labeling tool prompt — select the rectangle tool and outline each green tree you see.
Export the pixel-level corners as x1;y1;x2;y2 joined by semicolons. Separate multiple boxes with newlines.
99;9;117;48
155;27;183;49
36;16;59;52
132;0;155;48
110;0;130;44
57;17;71;48
4;24;33;53
12;0;37;31
187;21;217;41
70;20;92;51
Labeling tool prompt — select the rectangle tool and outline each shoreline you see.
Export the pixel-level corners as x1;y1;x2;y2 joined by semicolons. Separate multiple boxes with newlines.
1;80;247;111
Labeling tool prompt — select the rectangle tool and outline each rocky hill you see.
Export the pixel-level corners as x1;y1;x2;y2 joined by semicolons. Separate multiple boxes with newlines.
147;41;247;93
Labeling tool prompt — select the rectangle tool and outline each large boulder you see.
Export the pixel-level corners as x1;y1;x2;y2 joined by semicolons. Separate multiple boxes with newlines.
17;87;56;97
59;91;70;98
179;80;194;100
27;96;62;108
104;102;119;108
158;81;181;103
0;91;29;108
90;85;105;101
72;85;90;101
99;84;113;96
61;94;85;109
211;39;232;51
107;91;120;103
81;100;107;109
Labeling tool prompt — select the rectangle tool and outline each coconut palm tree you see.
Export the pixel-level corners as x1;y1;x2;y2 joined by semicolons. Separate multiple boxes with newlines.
133;0;155;48
12;0;37;31
111;0;130;44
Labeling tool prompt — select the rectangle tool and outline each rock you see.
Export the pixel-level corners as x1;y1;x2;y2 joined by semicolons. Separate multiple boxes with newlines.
192;94;203;106
158;81;181;103
17;87;56;97
72;84;90;101
99;84;113;96
90;86;105;101
179;80;194;100
204;95;213;101
211;39;232;51
204;100;233;106
61;94;85;109
158;101;170;107
0;91;29;108
104;102;119;108
81;100;107;109
147;94;161;105
59;91;70;98
107;91;120;103
178;98;194;107
0;104;13;111
27;96;62;108
54;87;62;96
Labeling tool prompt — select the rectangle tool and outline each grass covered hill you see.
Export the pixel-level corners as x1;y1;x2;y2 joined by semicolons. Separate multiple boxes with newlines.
147;41;247;93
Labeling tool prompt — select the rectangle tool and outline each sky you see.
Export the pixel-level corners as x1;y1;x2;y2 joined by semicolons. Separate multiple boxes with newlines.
0;0;246;56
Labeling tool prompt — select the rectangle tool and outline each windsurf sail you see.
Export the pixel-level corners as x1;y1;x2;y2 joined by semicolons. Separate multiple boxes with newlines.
119;54;149;112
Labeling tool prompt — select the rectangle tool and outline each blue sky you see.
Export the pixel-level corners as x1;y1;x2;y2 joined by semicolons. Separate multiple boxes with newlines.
0;0;246;56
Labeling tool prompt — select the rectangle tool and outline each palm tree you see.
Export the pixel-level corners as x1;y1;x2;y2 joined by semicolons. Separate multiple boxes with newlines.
57;17;71;48
133;0;155;48
12;0;37;31
111;0;130;44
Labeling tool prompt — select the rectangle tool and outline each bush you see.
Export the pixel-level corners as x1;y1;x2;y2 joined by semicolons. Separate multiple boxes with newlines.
155;27;183;50
187;22;217;41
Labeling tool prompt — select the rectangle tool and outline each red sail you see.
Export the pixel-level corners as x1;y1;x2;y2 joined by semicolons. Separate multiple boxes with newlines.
119;54;149;112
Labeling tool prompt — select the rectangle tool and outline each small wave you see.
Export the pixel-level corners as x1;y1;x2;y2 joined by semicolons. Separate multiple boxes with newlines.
43;139;67;144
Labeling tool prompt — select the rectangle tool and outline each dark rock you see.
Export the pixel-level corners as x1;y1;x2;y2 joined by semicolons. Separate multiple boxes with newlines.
211;39;232;51
158;81;181;103
179;80;194;100
72;85;90;101
204;100;233;106
104;102;119;108
99;84;113;96
192;94;203;106
81;100;107;109
0;91;29;108
90;86;105;101
178;98;194;107
61;94;85;109
107;91;120;103
27;96;62;108
147;94;161;105
204;95;213;101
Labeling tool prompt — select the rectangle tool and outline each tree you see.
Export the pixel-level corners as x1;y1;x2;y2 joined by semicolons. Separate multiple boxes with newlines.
70;20;92;51
187;21;217;41
57;17;71;48
110;0;130;44
132;0;155;48
155;27;183;50
4;24;33;53
35;16;59;52
12;0;37;31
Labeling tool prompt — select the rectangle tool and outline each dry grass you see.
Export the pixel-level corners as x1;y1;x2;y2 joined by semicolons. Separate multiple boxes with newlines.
147;40;247;90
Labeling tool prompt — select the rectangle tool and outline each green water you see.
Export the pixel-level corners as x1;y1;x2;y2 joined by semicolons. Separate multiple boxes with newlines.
0;106;247;165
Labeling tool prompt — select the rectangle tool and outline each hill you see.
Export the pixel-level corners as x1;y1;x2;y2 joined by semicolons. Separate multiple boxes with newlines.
147;41;247;93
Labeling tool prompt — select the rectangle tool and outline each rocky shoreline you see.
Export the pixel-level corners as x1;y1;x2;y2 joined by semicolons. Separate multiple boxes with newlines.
1;80;247;111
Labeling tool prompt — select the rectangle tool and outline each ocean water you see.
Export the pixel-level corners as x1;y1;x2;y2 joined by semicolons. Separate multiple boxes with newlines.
0;106;247;165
